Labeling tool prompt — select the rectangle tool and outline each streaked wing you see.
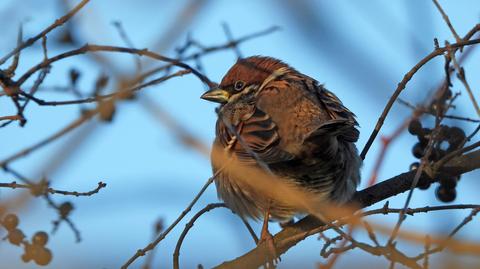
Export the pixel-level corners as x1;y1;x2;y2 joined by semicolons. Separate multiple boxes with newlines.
303;78;358;125
216;107;295;164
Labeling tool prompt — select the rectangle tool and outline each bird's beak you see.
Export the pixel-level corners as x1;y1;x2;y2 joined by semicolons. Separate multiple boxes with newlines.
200;88;230;103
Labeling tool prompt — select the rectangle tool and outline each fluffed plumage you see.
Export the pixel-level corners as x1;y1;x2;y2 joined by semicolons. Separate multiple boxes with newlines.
202;56;361;221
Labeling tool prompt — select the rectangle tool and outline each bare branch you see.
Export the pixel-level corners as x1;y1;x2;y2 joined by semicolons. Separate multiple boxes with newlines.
173;203;227;269
19;70;190;106
0;181;106;196
214;149;480;269
121;177;216;269
15;44;214;88
0;0;90;65
360;33;480;159
432;0;462;43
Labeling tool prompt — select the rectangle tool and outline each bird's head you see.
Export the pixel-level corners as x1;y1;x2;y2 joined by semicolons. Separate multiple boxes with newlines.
201;56;291;104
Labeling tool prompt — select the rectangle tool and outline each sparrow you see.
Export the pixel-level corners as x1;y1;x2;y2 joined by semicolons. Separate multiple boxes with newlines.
201;56;361;252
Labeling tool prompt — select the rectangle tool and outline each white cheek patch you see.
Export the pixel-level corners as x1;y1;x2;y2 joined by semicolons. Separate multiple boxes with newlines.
228;85;258;103
257;67;290;95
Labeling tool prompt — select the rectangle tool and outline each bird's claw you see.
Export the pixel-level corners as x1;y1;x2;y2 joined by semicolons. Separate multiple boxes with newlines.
258;228;280;267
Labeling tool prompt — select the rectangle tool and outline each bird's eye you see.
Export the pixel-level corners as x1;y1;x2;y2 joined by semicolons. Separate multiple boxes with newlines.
234;80;245;91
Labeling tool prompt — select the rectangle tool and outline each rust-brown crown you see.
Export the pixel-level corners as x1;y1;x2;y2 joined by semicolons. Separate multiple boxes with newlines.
201;56;294;104
219;56;291;92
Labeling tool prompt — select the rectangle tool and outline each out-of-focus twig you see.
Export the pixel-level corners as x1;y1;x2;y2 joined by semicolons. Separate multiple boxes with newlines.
432;0;461;43
0;109;98;167
413;208;480;261
0;0;90;65
20;70;190;106
397;98;480;123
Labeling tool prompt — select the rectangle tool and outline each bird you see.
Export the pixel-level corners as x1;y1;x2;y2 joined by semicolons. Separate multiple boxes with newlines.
201;56;361;255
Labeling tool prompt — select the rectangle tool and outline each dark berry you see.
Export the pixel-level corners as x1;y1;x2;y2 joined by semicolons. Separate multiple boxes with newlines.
449;126;466;139
421;128;432;136
440;177;458;189
438;125;450;141
418;181;431;190
408;119;422;135
32;231;49;246
448;127;466;150
34;247;52;266
436;186;457;203
2;213;19;231
412;143;425;158
416;176;431;190
436;148;447;159
8;228;25;245
428;149;438;161
59;202;74;219
409;162;420;171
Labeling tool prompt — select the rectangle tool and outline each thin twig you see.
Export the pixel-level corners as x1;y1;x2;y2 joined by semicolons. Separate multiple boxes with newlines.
397;98;480;123
0;181;106;196
221;23;242;59
387;131;436;245
0;115;22;121
173;203;227;269
432;0;462;43
19;70;190;106
0;0;90;65
16;44;214;88
360;34;480;160
121;168;227;269
46;195;82;242
4;24;23;76
413;208;480;261
434;140;480;173
132;26;280;85
215;149;480;268
112;21;142;72
240;216;259;244
448;45;480;116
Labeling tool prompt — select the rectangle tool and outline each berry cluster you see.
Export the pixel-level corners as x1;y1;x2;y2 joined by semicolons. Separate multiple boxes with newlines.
408;119;465;203
1;213;52;266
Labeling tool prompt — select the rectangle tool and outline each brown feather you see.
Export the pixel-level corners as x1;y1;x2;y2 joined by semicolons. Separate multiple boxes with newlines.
209;56;361;220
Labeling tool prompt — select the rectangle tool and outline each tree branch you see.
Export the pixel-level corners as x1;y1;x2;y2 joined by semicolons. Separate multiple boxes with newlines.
214;149;480;269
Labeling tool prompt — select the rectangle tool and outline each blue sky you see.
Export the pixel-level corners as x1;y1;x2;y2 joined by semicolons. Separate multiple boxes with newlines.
0;0;479;268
